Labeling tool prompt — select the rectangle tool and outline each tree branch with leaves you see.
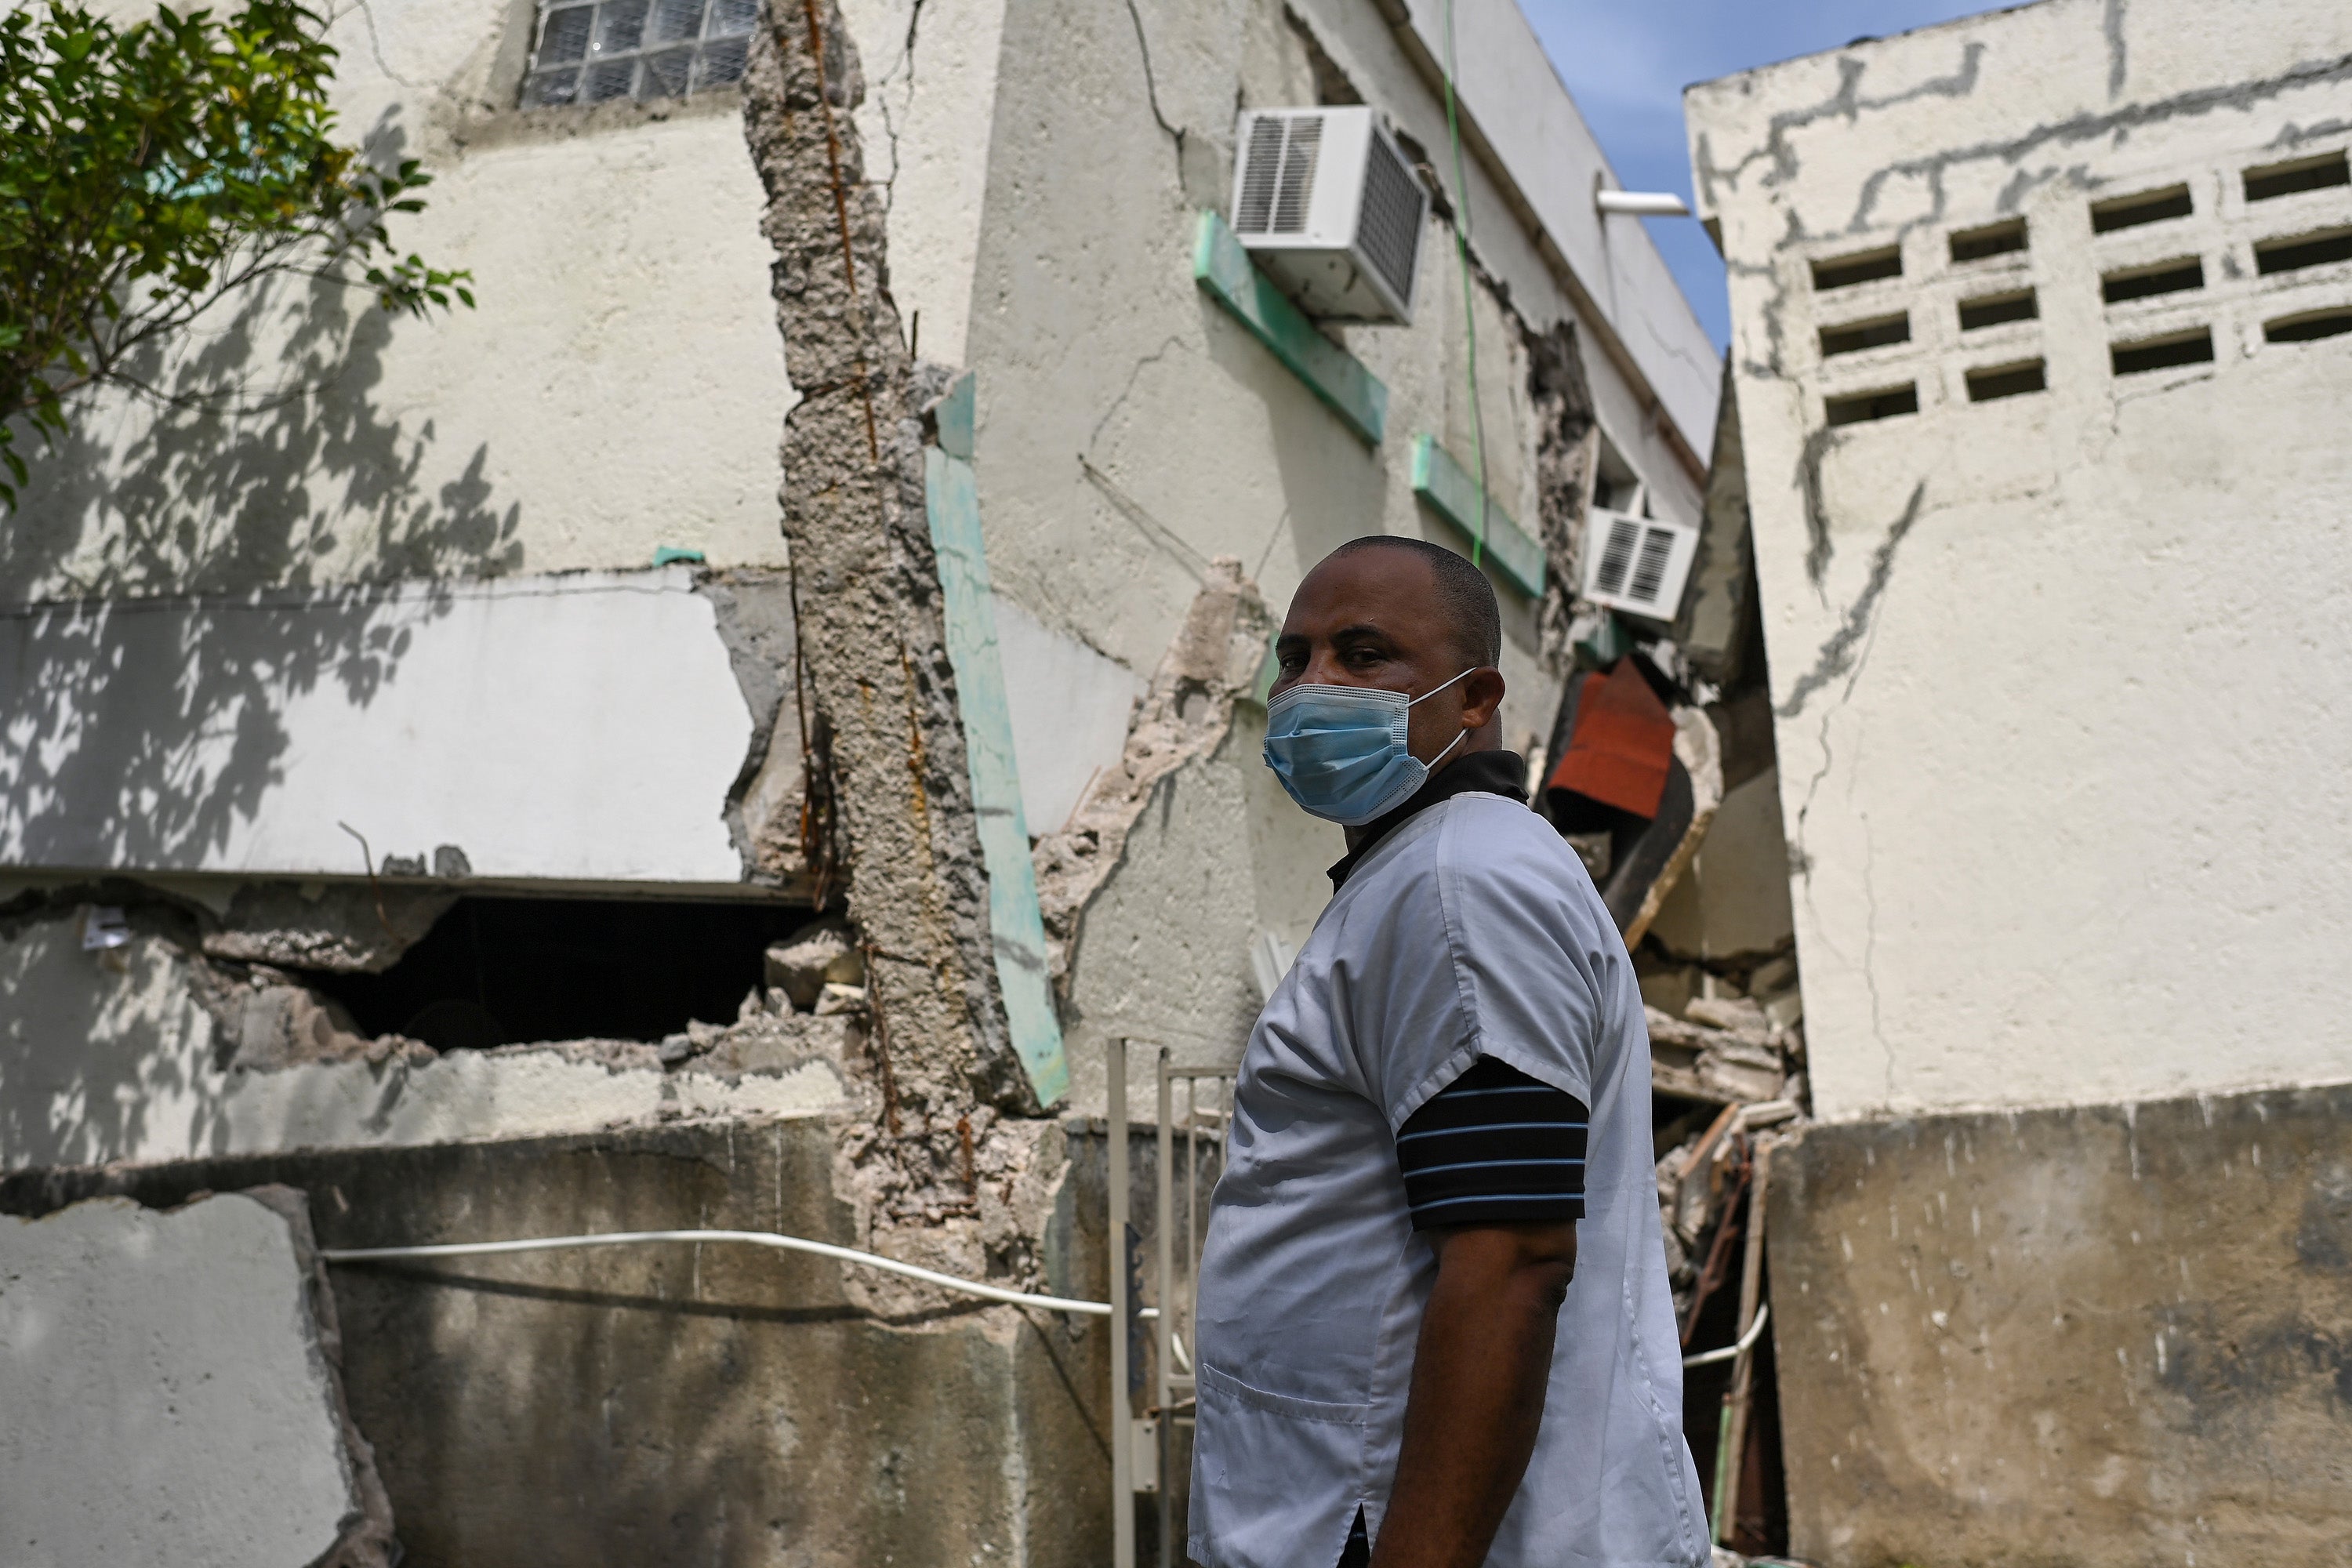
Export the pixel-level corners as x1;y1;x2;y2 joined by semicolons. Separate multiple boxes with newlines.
0;0;473;506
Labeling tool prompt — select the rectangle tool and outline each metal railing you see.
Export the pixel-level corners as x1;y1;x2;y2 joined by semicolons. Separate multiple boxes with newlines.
1106;1037;1230;1568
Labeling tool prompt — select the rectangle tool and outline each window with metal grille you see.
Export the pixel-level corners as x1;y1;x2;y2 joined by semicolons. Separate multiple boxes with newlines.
522;0;757;108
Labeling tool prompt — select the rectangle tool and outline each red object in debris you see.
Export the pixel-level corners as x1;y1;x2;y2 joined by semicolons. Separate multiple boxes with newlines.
1547;659;1675;819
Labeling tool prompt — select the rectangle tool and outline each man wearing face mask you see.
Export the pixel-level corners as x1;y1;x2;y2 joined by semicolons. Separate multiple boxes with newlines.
1187;537;1707;1568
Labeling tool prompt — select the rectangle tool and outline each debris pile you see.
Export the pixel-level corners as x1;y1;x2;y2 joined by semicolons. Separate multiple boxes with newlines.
1647;993;1804;1112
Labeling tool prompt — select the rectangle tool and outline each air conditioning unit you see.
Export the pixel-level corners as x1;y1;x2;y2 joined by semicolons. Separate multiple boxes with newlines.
1230;107;1428;325
1580;507;1700;622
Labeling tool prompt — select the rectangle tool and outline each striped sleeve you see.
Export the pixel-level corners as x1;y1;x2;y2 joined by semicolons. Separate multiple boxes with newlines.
1395;1055;1588;1230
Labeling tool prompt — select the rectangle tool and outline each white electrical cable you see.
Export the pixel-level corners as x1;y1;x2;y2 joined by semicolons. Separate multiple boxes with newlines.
1681;1303;1769;1368
321;1229;1113;1317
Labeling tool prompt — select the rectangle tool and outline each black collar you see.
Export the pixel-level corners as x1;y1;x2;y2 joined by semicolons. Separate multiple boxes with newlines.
1327;750;1530;891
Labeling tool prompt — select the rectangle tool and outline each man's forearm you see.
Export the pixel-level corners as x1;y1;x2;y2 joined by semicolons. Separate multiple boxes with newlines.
1369;1225;1576;1568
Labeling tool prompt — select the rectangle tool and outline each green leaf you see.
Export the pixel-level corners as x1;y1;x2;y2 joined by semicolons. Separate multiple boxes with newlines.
0;0;472;506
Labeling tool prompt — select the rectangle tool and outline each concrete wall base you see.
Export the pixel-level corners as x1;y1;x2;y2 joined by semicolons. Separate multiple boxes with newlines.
2;1119;1120;1568
1770;1083;2352;1567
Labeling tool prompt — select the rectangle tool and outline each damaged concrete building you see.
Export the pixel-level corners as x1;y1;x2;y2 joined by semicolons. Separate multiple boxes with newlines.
0;0;1765;1560
1686;0;2352;1563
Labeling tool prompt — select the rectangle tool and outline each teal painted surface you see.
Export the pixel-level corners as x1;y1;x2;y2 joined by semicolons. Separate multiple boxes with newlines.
924;443;1069;1106
1192;212;1388;447
1575;610;1632;667
1409;434;1547;599
934;372;976;460
652;546;707;566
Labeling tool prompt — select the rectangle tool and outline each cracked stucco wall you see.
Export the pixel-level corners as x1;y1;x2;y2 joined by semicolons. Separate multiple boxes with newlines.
1686;0;2352;1120
949;0;1718;1099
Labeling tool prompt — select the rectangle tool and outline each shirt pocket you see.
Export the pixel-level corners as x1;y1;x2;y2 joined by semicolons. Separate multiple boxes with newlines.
1191;1363;1371;1568
1196;1360;1371;1425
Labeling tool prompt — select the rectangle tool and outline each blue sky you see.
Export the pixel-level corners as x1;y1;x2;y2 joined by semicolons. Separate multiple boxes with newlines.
1522;0;2003;347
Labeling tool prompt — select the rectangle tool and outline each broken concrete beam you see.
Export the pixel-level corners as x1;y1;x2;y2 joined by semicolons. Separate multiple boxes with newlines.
201;883;455;974
1646;1005;1786;1105
764;916;866;1010
1684;994;1769;1039
0;1189;394;1566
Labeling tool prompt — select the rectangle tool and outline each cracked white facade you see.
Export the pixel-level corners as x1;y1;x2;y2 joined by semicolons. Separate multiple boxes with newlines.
1687;0;2352;1123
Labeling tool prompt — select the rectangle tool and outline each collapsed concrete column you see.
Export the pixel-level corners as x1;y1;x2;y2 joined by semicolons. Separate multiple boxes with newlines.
739;2;1022;1165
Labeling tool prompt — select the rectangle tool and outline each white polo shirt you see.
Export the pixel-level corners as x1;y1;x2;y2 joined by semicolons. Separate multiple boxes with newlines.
1189;790;1708;1568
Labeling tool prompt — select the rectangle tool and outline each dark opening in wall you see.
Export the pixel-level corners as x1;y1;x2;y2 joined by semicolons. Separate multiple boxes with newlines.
1948;219;2027;262
1809;246;1901;291
2102;257;2205;303
2091;184;2193;234
303;896;815;1051
2255;227;2352;276
1958;289;2038;330
1823;384;1918;426
2265;308;2352;343
2244;151;2350;202
2111;328;2214;376
1817;312;1910;358
1965;360;2046;402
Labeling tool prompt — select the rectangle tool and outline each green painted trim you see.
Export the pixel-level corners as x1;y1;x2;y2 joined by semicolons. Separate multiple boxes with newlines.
652;546;706;566
1192;211;1388;447
934;371;976;460
924;442;1069;1107
1409;433;1547;599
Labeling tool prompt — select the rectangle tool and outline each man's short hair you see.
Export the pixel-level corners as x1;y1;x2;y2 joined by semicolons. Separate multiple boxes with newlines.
1330;535;1504;667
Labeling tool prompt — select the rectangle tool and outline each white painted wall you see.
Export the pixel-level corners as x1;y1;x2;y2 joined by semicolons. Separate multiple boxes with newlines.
840;0;1014;368
8;0;791;602
1388;0;1719;448
1686;0;2352;1119
0;1193;362;1568
993;594;1145;837
0;570;760;884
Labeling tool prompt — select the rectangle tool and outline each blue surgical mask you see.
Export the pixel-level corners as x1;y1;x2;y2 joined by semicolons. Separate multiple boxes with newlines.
1261;669;1475;826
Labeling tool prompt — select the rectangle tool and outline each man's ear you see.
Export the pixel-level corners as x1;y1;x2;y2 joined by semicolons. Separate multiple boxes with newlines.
1461;667;1508;731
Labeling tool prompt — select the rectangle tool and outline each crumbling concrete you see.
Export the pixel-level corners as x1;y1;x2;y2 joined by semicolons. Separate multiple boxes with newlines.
0;912;854;1171
741;2;1025;1172
1523;319;1602;673
765;915;866;1011
0;1189;394;1567
695;568;816;887
201;881;456;974
1029;557;1274;992
1769;1084;2352;1568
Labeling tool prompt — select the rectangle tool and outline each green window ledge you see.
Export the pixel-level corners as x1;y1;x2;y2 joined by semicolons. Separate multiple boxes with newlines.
1192;211;1388;447
1410;434;1547;599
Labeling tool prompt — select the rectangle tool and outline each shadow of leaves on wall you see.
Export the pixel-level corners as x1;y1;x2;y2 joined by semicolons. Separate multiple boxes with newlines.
0;273;521;872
